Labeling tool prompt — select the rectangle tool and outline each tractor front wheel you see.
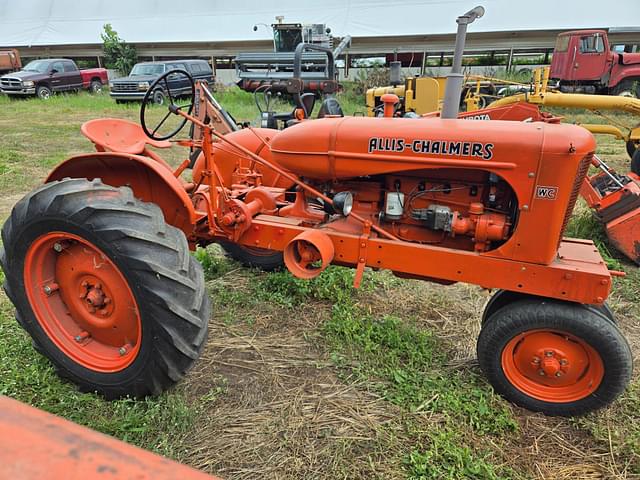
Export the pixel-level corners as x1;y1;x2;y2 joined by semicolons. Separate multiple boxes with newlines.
1;179;209;399
219;241;284;271
477;298;632;416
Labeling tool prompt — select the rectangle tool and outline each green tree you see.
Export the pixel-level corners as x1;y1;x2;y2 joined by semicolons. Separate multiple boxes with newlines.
101;24;137;75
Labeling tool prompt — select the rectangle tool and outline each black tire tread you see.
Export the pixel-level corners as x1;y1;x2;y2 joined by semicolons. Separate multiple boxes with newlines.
219;240;284;272
477;299;632;416
1;178;209;399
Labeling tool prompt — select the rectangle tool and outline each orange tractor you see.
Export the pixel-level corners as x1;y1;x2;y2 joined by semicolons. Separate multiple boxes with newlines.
1;8;633;417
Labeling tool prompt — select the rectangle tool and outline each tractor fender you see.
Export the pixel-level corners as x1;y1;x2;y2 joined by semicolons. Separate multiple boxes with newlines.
46;152;196;236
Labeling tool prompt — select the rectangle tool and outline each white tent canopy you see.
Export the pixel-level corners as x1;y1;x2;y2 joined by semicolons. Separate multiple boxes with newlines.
1;0;639;48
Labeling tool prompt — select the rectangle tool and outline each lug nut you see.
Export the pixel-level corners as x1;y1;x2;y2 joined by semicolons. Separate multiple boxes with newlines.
555;371;563;377
560;359;568;366
538;370;545;376
74;331;90;342
53;243;63;252
545;351;554;357
43;283;59;295
119;344;131;356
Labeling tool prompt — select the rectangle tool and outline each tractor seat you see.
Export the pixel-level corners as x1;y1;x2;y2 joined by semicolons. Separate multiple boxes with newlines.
317;97;344;118
81;118;171;155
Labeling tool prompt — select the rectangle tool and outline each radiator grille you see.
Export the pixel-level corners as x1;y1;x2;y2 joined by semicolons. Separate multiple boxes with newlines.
558;153;592;243
111;82;139;92
0;77;22;89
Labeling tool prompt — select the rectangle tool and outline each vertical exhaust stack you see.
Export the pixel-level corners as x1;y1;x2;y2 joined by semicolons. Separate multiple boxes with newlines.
441;6;485;119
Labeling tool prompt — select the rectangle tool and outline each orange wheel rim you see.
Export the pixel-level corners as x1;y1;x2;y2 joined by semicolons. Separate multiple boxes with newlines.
501;329;604;403
23;232;141;373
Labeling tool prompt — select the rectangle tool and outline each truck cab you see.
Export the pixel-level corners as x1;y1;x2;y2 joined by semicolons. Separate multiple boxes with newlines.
550;30;640;96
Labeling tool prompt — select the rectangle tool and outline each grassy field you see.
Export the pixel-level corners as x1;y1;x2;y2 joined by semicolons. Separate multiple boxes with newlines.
0;87;639;479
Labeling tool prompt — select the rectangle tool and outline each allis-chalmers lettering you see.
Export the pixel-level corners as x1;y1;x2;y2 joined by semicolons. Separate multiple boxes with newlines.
368;137;494;160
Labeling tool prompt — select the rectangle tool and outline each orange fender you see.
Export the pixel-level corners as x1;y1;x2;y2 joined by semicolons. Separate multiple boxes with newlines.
0;396;219;479
46;152;196;236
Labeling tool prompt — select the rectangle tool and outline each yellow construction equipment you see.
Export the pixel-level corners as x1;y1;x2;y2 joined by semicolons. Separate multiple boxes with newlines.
365;76;444;116
366;66;640;162
482;67;640;160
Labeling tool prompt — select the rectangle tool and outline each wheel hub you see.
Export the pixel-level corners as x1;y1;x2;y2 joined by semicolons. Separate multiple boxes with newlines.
24;232;141;372
501;329;604;403
540;352;563;377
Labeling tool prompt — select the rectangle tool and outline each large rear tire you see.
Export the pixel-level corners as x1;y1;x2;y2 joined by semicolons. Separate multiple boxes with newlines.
477;298;632;416
1;178;209;399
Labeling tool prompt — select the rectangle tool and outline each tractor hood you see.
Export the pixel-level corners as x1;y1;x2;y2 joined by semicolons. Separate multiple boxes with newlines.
619;52;640;66
269;116;594;181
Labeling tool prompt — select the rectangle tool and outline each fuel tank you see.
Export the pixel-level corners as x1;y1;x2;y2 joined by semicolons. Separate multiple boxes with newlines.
269;116;594;181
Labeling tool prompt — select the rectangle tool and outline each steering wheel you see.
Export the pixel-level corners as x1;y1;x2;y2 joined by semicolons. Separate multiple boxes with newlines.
140;69;195;141
254;85;275;115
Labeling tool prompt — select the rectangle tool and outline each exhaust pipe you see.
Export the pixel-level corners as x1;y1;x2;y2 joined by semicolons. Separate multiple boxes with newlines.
441;6;485;119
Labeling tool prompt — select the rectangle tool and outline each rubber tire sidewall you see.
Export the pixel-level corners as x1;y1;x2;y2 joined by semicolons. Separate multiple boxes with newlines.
90;80;103;94
4;211;171;394
477;299;632;416
219;240;284;271
153;89;165;105
2;182;209;398
37;85;52;100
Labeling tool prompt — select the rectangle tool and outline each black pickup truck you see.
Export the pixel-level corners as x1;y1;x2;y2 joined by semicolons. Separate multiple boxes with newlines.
109;59;214;104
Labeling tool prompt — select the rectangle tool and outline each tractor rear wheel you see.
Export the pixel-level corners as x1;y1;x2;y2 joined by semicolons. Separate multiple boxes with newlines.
218;241;284;271
477;298;632;416
1;178;209;399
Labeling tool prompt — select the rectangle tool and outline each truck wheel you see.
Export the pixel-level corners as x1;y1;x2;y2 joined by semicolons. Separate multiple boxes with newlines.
218;241;284;271
613;80;639;98
89;80;103;94
36;85;52;100
477;299;632;416
152;89;166;105
1;178;209;399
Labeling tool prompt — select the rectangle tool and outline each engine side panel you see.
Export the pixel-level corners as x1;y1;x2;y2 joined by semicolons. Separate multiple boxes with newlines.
270;117;596;265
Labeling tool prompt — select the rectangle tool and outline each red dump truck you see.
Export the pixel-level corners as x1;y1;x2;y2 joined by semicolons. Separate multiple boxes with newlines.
550;30;640;97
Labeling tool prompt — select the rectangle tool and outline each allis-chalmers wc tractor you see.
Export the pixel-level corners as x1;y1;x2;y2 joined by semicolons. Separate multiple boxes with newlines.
1;7;633;417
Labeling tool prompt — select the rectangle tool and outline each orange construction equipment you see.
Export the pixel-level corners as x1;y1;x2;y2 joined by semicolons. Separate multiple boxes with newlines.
0;6;633;418
0;395;219;479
